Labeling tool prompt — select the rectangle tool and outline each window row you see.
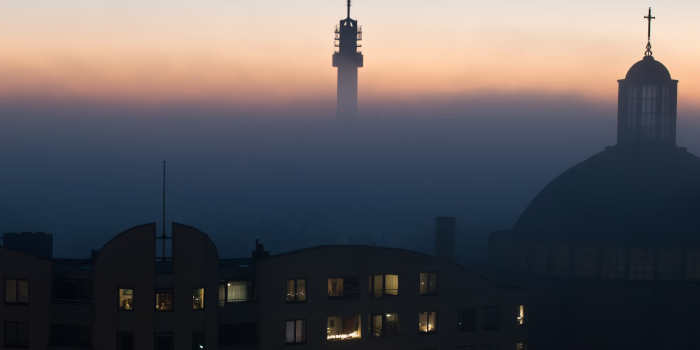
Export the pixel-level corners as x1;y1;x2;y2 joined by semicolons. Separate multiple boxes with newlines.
113;324;259;350
286;272;438;302
458;305;526;332
285;311;437;345
115;331;206;350
457;343;528;350
117;287;205;311
4;279;29;304
284;305;526;344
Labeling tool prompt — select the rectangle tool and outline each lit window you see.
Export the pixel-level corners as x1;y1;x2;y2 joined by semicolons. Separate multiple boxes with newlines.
371;313;399;337
368;274;399;297
118;288;134;311
218;281;250;307
327;315;362;341
458;308;477;332
4;279;29;304
192;288;205;310
286;279;306;302
155;290;174;311
419;272;438;295
516;305;525;326
482;306;500;331
516;342;527;350
418;312;437;334
4;321;29;348
328;278;344;297
285;320;305;344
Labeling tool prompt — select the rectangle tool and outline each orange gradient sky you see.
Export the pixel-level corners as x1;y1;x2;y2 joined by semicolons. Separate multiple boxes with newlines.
2;0;700;112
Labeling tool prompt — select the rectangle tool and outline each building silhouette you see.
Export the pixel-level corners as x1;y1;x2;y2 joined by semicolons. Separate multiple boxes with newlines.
489;9;700;349
332;0;363;118
0;220;527;350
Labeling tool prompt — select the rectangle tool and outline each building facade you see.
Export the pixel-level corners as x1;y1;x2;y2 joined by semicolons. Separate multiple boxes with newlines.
1;222;526;350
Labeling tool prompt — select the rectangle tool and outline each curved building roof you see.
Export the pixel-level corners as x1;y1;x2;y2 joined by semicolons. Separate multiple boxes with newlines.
514;147;700;242
624;55;673;82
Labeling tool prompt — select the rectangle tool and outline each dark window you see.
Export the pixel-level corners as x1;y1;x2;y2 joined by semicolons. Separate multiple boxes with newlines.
4;279;29;304
418;312;437;334
219;323;258;346
480;345;499;350
285;320;305;344
482;306;501;331
154;333;174;350
4;321;29;348
368;274;399;297
53;278;91;302
116;331;133;350
285;279;306;302
371;313;400;337
50;324;91;347
419;272;438;295
192;331;205;350
155;290;174;311
458;308;477;332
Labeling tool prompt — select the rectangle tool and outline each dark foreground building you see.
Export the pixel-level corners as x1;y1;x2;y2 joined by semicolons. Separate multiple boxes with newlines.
489;9;700;350
1;220;527;350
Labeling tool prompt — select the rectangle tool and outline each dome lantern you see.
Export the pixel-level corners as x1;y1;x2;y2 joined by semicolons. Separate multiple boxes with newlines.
617;8;678;148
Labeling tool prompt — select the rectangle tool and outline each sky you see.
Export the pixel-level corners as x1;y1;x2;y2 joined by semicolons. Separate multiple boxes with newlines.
2;1;700;260
2;0;700;109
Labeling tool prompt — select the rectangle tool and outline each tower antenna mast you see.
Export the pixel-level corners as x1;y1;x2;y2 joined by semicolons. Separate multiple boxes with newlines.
161;160;167;260
347;0;351;19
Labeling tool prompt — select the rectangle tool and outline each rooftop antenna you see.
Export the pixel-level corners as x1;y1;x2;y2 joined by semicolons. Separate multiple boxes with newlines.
160;160;167;260
347;0;351;19
644;7;655;56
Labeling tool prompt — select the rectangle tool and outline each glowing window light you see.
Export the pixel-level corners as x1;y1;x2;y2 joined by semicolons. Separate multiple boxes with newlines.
517;305;526;326
418;312;437;334
327;315;362;341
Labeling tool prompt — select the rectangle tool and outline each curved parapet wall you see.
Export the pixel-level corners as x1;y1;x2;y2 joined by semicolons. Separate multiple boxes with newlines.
93;223;156;350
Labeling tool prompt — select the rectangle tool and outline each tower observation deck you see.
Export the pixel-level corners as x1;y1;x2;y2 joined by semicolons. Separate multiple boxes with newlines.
333;0;363;118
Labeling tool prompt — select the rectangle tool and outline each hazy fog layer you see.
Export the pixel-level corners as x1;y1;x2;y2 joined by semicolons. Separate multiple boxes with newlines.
2;95;699;262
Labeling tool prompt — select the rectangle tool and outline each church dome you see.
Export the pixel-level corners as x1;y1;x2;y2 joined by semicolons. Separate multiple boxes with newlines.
514;147;700;243
624;55;672;82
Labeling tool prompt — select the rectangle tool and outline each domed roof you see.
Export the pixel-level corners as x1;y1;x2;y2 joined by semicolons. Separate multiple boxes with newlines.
624;55;672;82
514;147;700;242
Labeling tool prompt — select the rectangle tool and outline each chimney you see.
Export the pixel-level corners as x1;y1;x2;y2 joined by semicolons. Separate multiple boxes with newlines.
434;217;456;260
252;239;269;259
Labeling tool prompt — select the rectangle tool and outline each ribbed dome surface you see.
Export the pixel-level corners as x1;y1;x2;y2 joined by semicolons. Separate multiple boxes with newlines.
624;55;672;82
515;147;700;242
